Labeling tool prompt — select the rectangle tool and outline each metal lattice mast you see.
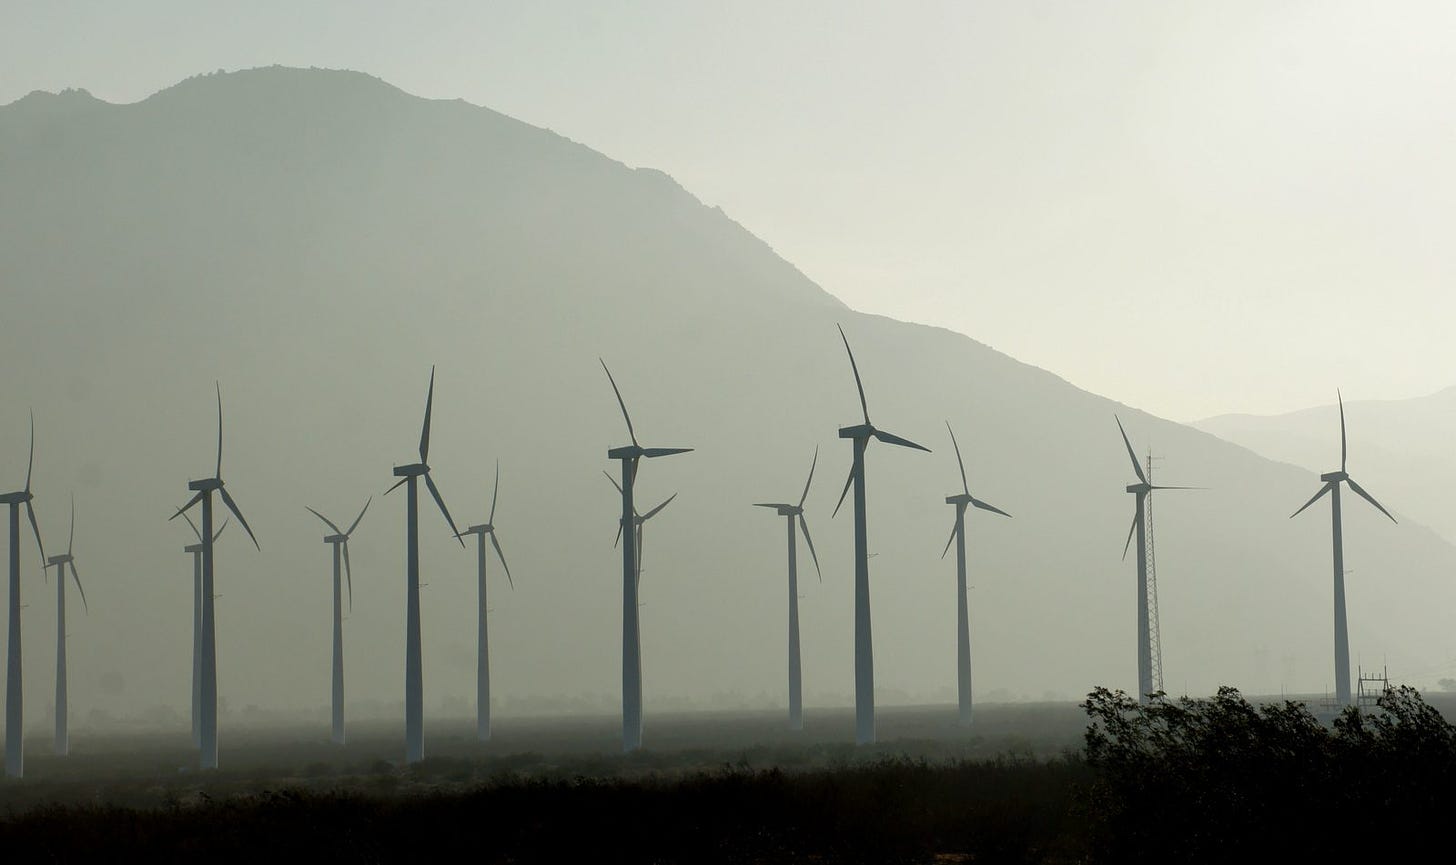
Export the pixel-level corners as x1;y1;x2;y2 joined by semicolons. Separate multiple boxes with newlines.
1145;449;1164;694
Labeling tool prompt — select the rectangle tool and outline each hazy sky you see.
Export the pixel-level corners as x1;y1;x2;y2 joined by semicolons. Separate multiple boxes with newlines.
6;1;1456;420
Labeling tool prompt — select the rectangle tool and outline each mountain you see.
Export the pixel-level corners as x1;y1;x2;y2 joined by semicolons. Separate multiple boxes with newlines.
1196;389;1456;547
2;67;1454;727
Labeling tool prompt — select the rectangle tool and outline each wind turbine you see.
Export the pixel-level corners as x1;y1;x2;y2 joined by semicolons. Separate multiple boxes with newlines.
754;447;822;731
170;385;261;770
601;359;691;752
831;325;930;745
603;471;677;590
939;423;1010;727
383;366;463;764
180;512;227;748
1;413;44;777
457;462;514;743
1290;391;1396;706
1116;416;1194;704
305;498;371;745
44;497;88;756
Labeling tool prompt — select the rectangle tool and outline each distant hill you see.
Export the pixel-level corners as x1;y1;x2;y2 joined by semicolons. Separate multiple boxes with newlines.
1196;388;1456;547
3;67;1454;729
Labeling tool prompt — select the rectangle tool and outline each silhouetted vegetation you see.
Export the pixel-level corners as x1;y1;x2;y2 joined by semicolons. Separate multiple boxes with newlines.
1082;685;1456;862
4;691;1455;861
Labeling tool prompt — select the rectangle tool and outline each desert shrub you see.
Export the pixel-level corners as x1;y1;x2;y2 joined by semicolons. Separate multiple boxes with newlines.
1081;685;1455;863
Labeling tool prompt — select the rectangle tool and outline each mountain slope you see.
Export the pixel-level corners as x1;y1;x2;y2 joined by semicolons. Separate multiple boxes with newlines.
1196;389;1456;548
2;67;1454;727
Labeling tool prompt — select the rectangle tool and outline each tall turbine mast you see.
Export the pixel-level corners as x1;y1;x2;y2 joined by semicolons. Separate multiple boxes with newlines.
753;446;822;731
1;412;44;778
458;462;515;743
832;326;930;745
384;366;464;764
1116;417;1194;705
170;384;261;771
1144;449;1164;695
1290;391;1396;706
601;360;691;752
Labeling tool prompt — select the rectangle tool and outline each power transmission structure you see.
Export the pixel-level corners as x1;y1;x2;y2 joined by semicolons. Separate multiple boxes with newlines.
1144;449;1165;696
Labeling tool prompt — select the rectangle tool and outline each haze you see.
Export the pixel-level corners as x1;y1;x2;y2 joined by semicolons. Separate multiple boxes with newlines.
8;1;1456;420
3;4;1456;734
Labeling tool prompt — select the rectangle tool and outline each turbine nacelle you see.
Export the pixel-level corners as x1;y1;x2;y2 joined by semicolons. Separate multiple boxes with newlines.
323;533;348;544
838;423;875;439
0;491;31;505
945;493;975;506
1321;470;1348;483
46;554;74;566
1126;483;1151;494
755;503;802;517
188;477;224;492
460;524;495;536
183;543;205;554
392;463;429;478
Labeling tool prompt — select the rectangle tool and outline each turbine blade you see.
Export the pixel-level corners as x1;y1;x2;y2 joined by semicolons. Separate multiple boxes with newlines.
872;428;930;452
1122;511;1138;561
832;465;856;518
215;383;223;478
1346;477;1397;524
600;359;638;447
488;460;500;525
420;366;435;463
1149;485;1203;491
971;497;1012;518
636;524;645;585
169;491;205;522
24;410;34;493
614;519;623;548
25;501;45;564
838;324;871;425
1115;416;1148;484
67;495;75;557
382;476;409;497
941;519;959;560
343;541;353;612
1290;483;1332;519
305;506;343;535
643;447;692;458
346;497;372;536
798;445;818;509
70;562;87;614
603;470;623;495
641;493;677;521
797;515;822;582
182;510;202;542
424;472;464;546
946;422;970;496
219;487;261;551
753;503;790;509
1338;389;1347;474
490;532;515;590
213;517;229;543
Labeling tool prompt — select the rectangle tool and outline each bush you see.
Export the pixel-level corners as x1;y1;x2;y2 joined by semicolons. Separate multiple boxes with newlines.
1081;685;1455;862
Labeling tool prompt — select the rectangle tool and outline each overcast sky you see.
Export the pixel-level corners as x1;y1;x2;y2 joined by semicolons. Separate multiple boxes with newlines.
6;1;1455;421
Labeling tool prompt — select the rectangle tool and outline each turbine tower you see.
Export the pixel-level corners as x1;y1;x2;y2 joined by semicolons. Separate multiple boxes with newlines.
457;462;514;743
171;385;260;770
44;497;88;756
831;326;930;745
604;471;677;589
1;413;45;778
753;447;822;730
1115;417;1192;704
383;366;463;764
180;512;227;748
1290;391;1396;706
938;423;1010;727
305;498;371;745
601;359;691;752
